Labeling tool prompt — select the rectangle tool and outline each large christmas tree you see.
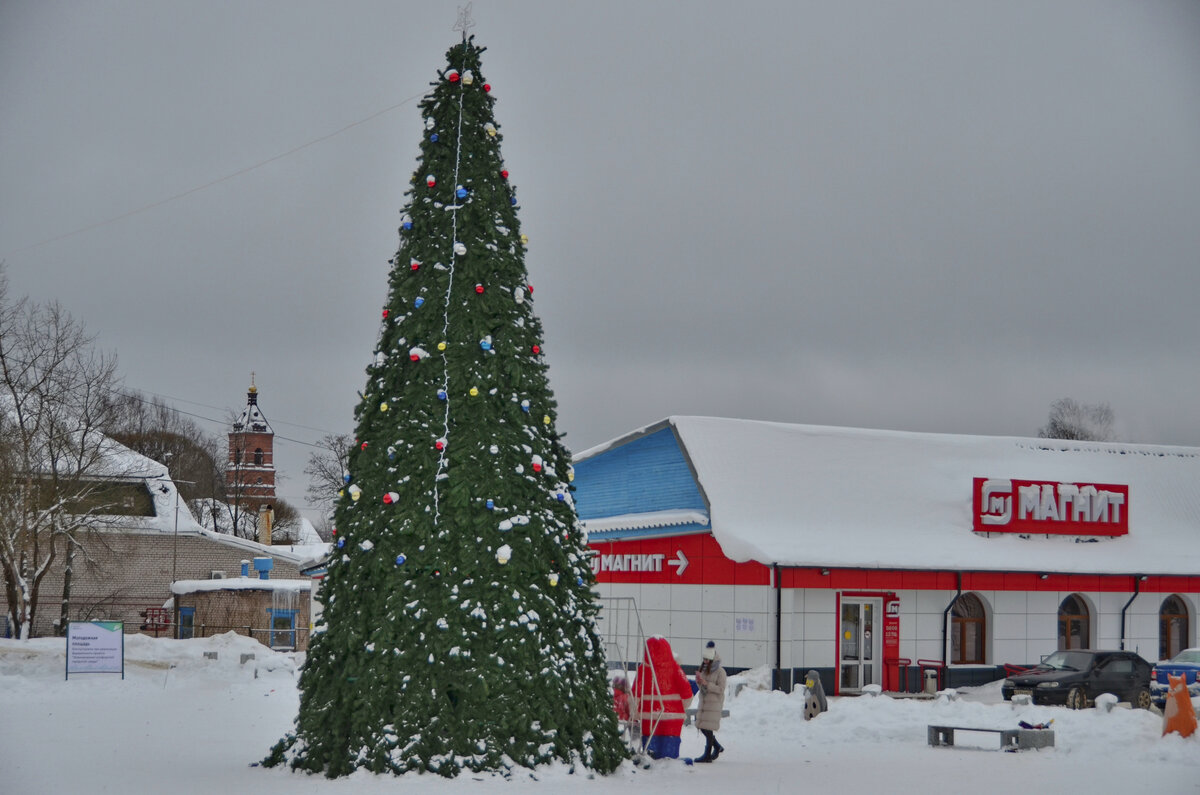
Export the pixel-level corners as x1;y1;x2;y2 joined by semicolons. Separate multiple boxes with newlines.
267;36;626;778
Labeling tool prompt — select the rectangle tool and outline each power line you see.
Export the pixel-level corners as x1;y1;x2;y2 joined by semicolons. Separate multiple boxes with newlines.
3;89;428;260
0;349;345;447
126;386;341;437
115;387;340;450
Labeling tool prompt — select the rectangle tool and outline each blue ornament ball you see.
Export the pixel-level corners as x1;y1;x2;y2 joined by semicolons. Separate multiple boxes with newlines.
456;187;468;199
337;537;345;548
556;492;565;501
395;554;407;566
510;196;517;206
577;576;584;586
343;474;351;484
414;297;424;308
486;499;495;510
430;133;439;142
480;339;492;351
437;389;448;401
402;221;413;230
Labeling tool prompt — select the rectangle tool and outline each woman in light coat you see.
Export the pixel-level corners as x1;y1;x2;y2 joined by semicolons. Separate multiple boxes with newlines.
694;641;726;762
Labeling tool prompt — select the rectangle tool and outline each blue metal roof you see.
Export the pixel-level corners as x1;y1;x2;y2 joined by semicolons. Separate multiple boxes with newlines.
573;423;709;538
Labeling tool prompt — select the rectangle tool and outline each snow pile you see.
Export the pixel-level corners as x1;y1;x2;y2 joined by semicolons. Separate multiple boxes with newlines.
0;635;1197;794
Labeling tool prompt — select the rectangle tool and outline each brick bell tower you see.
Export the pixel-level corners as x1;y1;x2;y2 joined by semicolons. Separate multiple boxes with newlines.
226;374;276;524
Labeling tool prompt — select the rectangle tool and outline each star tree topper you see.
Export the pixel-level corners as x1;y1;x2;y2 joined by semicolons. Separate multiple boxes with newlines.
453;3;476;37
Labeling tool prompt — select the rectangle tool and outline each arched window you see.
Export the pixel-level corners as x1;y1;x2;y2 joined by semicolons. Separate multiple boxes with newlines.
951;593;986;664
254;448;265;466
1161;595;1190;660
1058;594;1090;650
233;448;242;465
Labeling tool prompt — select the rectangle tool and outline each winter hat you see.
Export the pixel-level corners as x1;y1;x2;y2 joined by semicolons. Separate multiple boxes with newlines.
702;641;716;660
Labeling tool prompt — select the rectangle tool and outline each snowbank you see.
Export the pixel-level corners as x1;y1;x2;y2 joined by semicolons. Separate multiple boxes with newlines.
0;635;1197;794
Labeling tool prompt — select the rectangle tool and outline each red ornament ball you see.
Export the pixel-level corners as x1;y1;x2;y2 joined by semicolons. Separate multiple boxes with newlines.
382;309;389;319
409;353;420;362
447;70;460;83
484;83;491;93
475;284;484;294
411;261;420;271
383;493;394;505
531;345;540;355
426;176;436;187
527;285;534;294
435;440;445;451
500;169;509;179
361;441;369;450
532;462;543;473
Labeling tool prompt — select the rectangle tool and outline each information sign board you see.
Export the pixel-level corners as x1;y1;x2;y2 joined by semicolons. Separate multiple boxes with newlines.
66;621;124;679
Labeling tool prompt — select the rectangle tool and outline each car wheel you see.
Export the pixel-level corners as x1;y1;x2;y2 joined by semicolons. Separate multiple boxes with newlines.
1130;687;1152;710
1066;686;1088;710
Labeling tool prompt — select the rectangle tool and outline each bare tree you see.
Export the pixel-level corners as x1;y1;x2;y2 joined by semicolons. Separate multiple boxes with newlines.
0;269;125;639
304;433;349;541
105;390;224;508
267;498;302;544
1037;398;1115;442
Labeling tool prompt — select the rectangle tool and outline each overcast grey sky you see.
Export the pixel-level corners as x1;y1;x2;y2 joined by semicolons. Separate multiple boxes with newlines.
2;1;1199;512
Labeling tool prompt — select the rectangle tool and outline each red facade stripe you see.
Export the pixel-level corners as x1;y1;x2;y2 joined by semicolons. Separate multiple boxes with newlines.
589;533;1199;592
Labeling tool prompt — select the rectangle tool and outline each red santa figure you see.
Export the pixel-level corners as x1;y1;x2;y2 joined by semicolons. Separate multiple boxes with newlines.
632;636;693;759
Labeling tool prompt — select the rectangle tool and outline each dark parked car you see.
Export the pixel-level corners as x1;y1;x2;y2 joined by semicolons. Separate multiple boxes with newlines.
1001;649;1152;709
1150;648;1200;707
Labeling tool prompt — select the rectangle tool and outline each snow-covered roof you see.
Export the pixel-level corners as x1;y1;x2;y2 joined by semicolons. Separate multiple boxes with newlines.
581;509;709;534
232;388;273;434
576;416;1200;576
171;577;311;595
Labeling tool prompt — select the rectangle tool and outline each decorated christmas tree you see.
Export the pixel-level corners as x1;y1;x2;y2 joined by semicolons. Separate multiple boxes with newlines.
266;34;626;778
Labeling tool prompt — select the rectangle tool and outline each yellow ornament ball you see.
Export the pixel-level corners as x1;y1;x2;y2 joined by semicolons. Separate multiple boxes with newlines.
520;234;529;245
438;341;447;351
469;387;479;397
485;123;497;137
549;573;559;587
543;415;551;425
380;402;389;412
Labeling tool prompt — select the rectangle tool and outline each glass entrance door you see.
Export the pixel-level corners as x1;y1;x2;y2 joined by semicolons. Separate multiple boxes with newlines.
840;598;881;693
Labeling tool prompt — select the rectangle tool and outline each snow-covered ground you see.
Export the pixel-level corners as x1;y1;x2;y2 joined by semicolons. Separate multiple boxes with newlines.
1;633;1196;794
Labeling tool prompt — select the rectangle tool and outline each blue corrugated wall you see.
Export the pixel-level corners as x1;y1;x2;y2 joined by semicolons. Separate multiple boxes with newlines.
573;425;708;520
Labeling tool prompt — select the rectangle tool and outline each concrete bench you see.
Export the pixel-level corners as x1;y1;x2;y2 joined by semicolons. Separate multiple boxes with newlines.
684;708;730;726
928;725;1054;752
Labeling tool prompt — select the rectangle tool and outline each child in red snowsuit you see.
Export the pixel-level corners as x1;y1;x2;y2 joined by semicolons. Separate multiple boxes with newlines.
632;636;693;759
612;676;632;721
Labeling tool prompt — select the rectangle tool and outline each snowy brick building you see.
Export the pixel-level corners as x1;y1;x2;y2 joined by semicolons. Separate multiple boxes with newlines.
574;417;1200;694
0;436;315;640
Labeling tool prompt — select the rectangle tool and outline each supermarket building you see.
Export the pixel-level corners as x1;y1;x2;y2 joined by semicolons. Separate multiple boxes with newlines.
574;417;1200;694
